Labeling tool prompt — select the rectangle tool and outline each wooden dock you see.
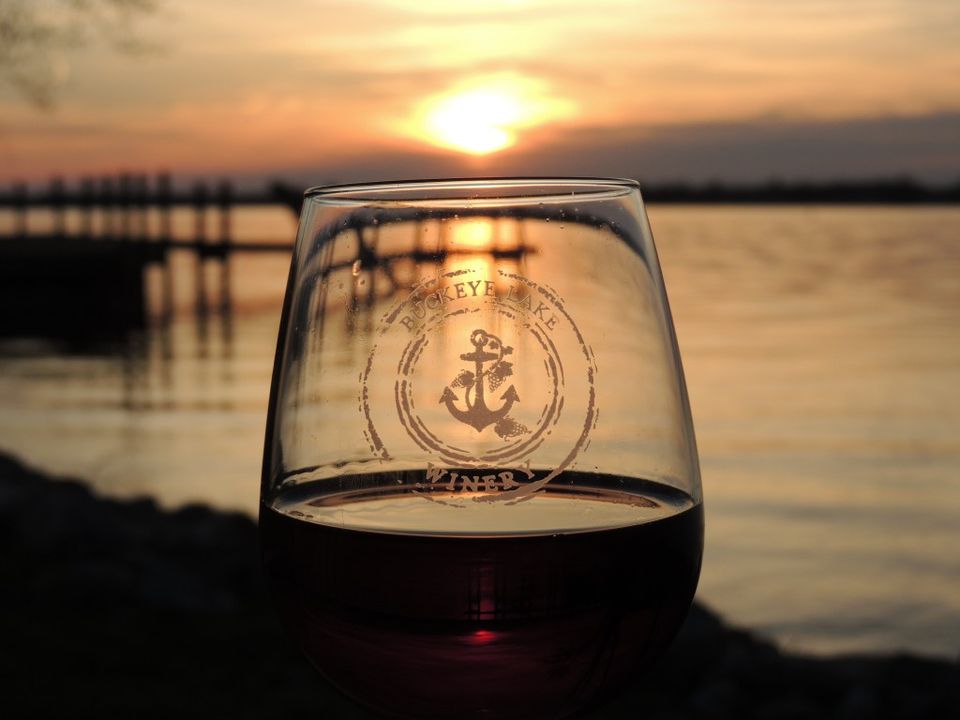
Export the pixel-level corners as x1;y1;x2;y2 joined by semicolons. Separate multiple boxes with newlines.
0;174;297;346
0;174;547;347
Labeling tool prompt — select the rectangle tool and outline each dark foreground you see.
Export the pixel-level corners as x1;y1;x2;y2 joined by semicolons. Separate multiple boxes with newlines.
1;454;956;719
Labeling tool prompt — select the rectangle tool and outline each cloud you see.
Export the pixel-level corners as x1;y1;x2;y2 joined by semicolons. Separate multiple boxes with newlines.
1;1;958;181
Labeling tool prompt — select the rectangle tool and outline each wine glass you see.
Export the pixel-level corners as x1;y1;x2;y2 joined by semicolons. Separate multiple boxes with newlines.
260;178;703;719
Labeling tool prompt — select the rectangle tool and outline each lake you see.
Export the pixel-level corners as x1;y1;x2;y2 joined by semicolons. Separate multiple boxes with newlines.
1;204;957;659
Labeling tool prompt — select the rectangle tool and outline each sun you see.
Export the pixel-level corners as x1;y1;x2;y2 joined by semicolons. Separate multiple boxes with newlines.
424;88;521;155
404;75;574;156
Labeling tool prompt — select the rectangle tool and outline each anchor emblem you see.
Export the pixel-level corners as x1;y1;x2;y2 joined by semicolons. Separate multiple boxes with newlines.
439;329;527;438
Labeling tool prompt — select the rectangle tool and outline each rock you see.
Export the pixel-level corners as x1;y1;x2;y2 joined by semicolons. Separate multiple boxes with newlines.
0;451;957;719
689;679;740;718
837;685;880;720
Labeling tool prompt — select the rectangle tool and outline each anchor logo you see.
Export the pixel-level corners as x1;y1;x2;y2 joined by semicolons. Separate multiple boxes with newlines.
439;329;528;439
363;268;594;489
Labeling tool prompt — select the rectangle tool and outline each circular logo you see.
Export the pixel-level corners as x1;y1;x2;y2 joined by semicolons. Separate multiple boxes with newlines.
360;268;596;501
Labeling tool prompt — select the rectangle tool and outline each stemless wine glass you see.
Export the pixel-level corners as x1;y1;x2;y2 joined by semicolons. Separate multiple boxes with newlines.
260;178;703;719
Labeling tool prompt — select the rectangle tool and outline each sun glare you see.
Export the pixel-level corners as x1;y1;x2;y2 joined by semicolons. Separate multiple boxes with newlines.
425;89;520;154
405;75;574;156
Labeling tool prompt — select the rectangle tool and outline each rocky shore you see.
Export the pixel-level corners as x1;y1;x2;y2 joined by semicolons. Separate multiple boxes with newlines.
1;453;956;719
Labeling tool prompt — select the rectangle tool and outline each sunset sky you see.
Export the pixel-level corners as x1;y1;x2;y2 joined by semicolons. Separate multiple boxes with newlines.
1;0;958;184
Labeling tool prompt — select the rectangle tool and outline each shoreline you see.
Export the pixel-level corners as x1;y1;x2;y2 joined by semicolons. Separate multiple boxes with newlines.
2;452;957;718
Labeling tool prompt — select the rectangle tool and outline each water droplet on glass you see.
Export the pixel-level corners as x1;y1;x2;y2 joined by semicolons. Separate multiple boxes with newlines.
352;259;361;276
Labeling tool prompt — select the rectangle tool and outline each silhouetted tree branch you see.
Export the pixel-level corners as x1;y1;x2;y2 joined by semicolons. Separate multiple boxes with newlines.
0;0;158;110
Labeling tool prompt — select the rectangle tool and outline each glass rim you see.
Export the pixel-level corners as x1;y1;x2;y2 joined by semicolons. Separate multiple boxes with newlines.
303;177;640;206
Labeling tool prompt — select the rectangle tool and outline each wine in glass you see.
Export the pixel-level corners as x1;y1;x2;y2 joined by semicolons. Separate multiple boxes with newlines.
260;179;703;719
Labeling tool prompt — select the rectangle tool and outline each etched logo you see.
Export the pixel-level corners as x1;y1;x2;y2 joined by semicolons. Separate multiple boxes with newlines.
360;268;596;502
440;330;520;434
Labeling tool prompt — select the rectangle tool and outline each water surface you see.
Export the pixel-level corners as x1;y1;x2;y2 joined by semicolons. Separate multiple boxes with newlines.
1;204;957;658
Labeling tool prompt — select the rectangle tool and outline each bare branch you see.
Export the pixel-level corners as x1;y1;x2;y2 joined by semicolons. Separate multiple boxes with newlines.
0;0;160;110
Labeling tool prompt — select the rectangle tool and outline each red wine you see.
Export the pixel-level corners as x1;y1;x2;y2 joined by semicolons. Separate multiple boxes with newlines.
260;471;703;719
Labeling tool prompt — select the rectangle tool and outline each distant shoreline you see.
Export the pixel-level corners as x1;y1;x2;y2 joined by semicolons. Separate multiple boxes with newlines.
636;179;960;204
271;178;960;205
1;450;957;718
2;176;958;212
